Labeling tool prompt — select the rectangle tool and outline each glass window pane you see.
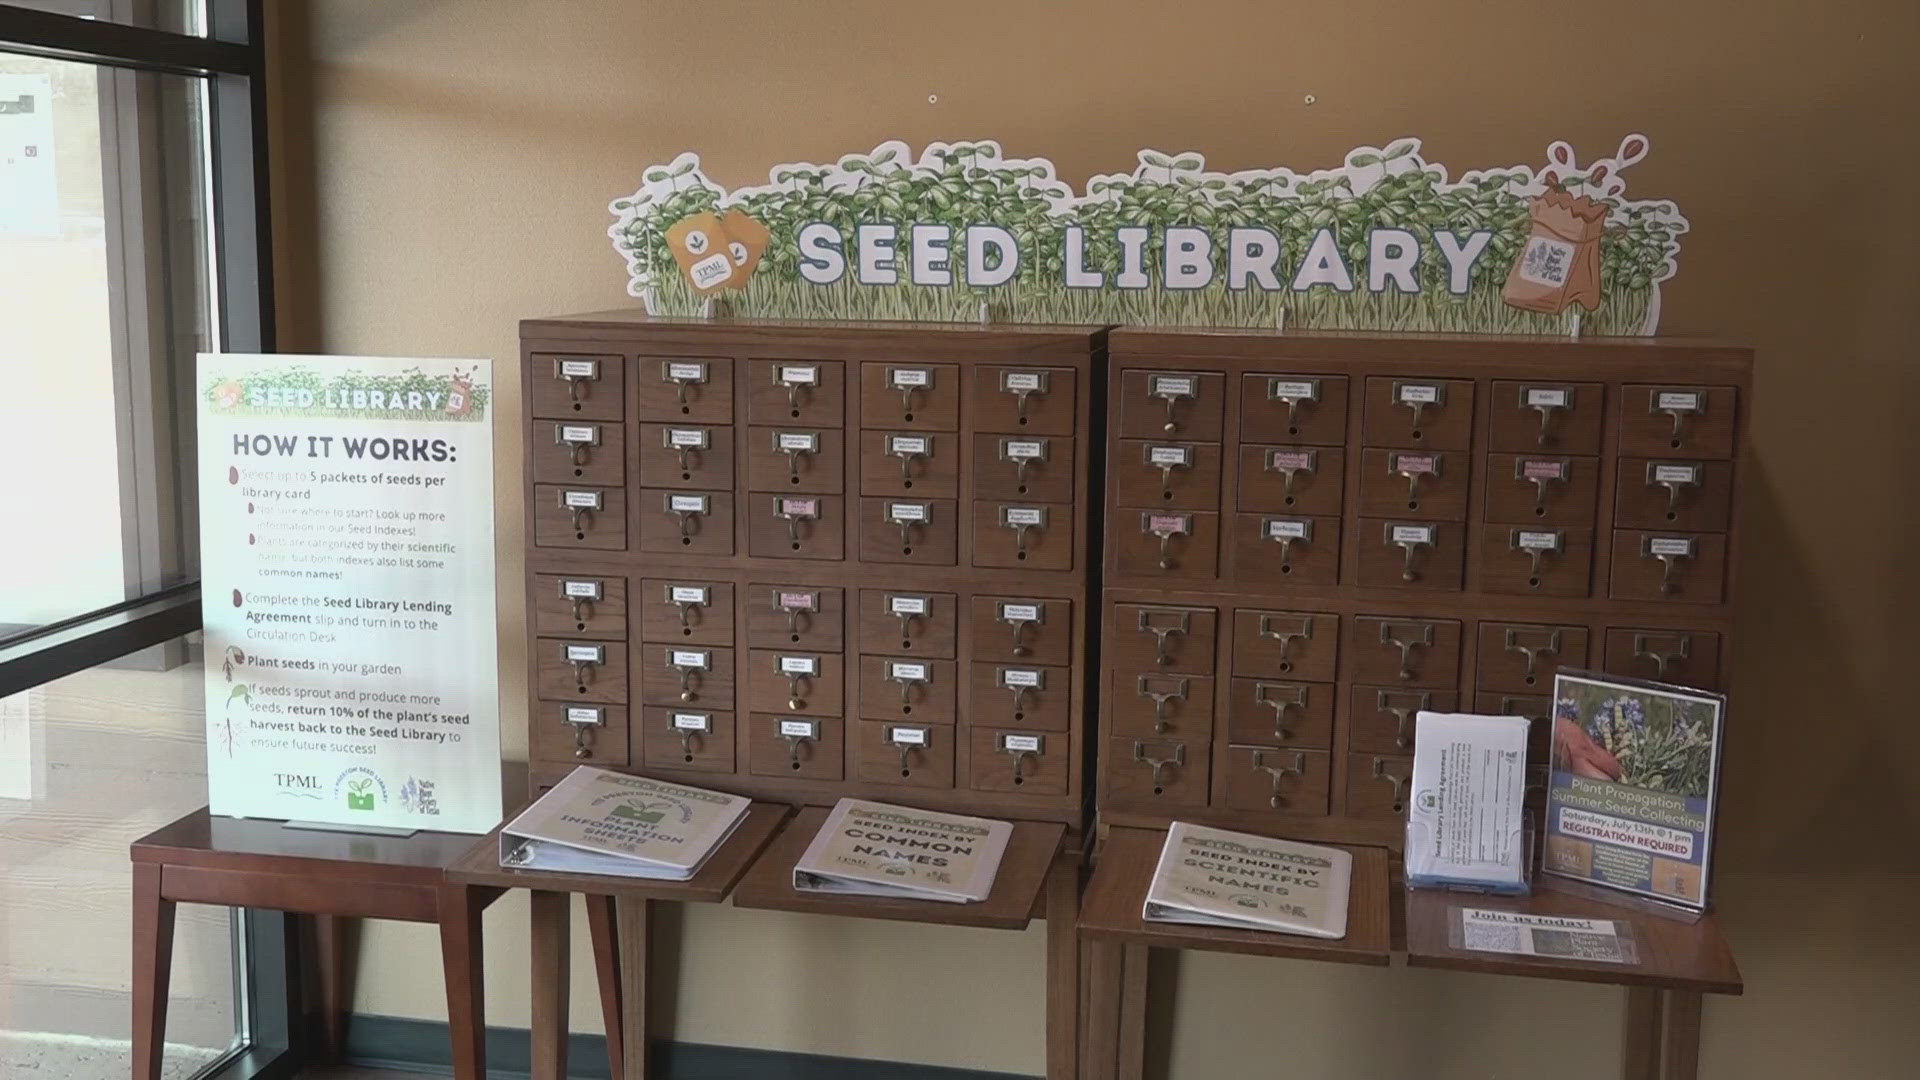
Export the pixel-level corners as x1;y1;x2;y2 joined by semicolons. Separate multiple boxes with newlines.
0;637;238;1078
5;0;207;37
0;53;212;639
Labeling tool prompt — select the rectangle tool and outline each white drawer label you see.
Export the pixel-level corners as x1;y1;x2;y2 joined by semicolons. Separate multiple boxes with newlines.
779;655;818;675
777;431;819;452
779;719;819;739
888;595;929;616
887;502;929;523
1398;382;1442;405
1392;452;1439;475
1269;448;1315;472
565;644;604;664
1391;524;1435;545
1656;390;1704;413
1002;370;1047;393
666;427;709;449
559;424;599;445
1525;386;1571;409
999;602;1042;623
1647;537;1696;557
557;358;600;379
1521;458;1569;481
1266;518;1312;541
668;494;709;514
671;650;710;669
562;579;603;600
1001;439;1047;460
1652;463;1701;485
669;585;710;605
665;361;707;382
566;706;604;726
1268;377;1319;401
1515;530;1563;551
889;434;930;455
672;712;712;733
778;364;818;386
888;725;930;746
1148;445;1192;467
889;367;931;388
889;661;929;681
777;590;818;611
1000;668;1043;688
563;490;603;509
1000;734;1043;753
1003;506;1046;527
778;496;818;517
1146;513;1190;537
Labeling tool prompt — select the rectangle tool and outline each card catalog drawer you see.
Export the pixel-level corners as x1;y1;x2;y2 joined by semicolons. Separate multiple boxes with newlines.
973;433;1074;503
1114;439;1224;512
1224;678;1334;749
1104;736;1209;808
1483;453;1600;527
1358;448;1469;521
1609;531;1727;604
534;573;627;640
1221;746;1332;817
637;356;732;423
1489;380;1604;455
1363;376;1473;450
970;596;1073;666
1108;671;1216;740
973;502;1073;570
856;656;957;724
1109;603;1218;674
744;649;844;717
1345;752;1414;820
1356;519;1466;591
747;714;843;781
1118;370;1226;440
973;365;1077;435
1228;609;1339;682
1240;373;1348;446
1115;510;1220;579
1475;622;1589;694
853;720;955;789
533;485;626;551
858;430;955;498
747;359;845;426
1614;458;1735;532
968;662;1071;732
637;579;732;647
1477;525;1595;598
858;497;958;565
859;362;959;430
1619;385;1738;459
858;589;956;658
637;490;734;556
638;706;736;774
1602;628;1722;689
534;638;629;704
1237;444;1344;515
637;644;735;708
534;420;624;486
970;729;1069;795
747;427;846;494
1468;694;1553;760
743;584;845;650
1229;513;1339;587
1348;687;1459;755
1348;616;1462;688
531;353;623;421
532;702;630;769
638;423;733;489
746;493;846;561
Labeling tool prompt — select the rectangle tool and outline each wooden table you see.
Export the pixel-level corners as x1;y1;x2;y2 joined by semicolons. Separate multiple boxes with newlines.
1077;826;1741;1080
129;808;504;1080
730;807;1082;1080
444;802;790;1080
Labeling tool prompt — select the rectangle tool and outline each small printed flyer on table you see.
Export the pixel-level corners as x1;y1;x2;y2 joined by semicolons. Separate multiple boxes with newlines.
197;355;501;834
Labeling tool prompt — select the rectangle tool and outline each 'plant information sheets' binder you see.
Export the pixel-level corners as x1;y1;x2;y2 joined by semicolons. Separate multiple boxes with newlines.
1143;822;1353;939
793;798;1013;904
499;766;750;881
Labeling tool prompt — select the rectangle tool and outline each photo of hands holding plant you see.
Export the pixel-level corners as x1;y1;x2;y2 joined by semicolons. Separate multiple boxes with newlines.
1551;675;1720;800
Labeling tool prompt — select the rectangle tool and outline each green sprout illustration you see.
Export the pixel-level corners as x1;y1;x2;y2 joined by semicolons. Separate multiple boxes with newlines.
220;683;251;758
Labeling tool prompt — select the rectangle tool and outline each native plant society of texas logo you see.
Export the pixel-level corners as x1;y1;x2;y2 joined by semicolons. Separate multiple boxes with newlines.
335;767;387;812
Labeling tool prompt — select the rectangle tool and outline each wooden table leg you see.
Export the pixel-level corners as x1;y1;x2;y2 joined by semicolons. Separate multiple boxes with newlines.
1661;990;1704;1080
437;885;488;1080
587;893;625;1080
1622;986;1664;1080
529;891;571;1080
1043;855;1080;1080
1116;945;1149;1080
131;863;176;1080
617;897;651;1080
314;914;354;1060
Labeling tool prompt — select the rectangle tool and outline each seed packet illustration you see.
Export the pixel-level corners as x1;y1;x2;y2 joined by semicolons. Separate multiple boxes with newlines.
1502;189;1607;315
717;209;771;289
665;212;737;293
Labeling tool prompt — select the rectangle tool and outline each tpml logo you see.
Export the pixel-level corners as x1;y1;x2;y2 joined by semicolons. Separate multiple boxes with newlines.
275;773;323;801
334;767;387;812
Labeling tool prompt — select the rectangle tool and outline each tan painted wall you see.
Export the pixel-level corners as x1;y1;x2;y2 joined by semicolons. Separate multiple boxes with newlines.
272;1;1920;1074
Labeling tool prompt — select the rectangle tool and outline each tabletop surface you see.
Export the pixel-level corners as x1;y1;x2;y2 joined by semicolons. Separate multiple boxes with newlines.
130;808;489;884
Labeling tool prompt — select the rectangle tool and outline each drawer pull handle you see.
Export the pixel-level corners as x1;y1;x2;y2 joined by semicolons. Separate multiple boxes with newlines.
785;380;809;415
1136;609;1191;666
1641;537;1695;594
564;711;603;760
779;732;813;770
1376;690;1430;750
1515;457;1568;516
888;669;926;708
1529;396;1567;447
1136;675;1189;734
780;444;814;484
1379;622;1434;682
897;383;921;418
1391;452;1439;506
1401;398;1431;439
675;667;702;702
1005;682;1035;715
570;595;594;624
1132;740;1185;790
1503;626;1563;686
569;657;599;687
671;595;706;633
1371;758;1410;814
570;441;592;467
1647;461;1702;520
1387;525;1434;582
1254;682;1307;741
1632;632;1692;678
1264;448;1316;506
1250;749;1305;809
1001;740;1040;783
894;608;921;644
888;440;928;485
675;726;705;760
1002;509;1045;560
895;741;921;774
1257;614;1313;674
785;672;811;711
1006;616;1036;657
569;506;594;534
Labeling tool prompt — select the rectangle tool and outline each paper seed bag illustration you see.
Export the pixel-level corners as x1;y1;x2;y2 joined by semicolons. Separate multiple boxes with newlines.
718;209;770;290
665;212;738;293
1502;189;1607;314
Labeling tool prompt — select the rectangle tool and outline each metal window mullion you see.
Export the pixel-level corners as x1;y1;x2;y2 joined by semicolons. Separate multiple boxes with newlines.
0;4;253;75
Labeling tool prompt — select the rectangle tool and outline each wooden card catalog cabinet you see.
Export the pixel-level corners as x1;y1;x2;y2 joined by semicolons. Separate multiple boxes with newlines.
1097;330;1750;846
521;313;1101;833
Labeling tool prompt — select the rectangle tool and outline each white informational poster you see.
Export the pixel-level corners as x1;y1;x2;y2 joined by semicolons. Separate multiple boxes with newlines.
0;74;58;239
197;354;502;834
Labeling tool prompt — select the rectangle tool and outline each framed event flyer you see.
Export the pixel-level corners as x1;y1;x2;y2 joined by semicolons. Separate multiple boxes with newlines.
1543;671;1725;910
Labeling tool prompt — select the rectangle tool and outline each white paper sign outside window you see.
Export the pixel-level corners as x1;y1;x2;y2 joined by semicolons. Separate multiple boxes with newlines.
197;355;501;833
0;75;58;239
